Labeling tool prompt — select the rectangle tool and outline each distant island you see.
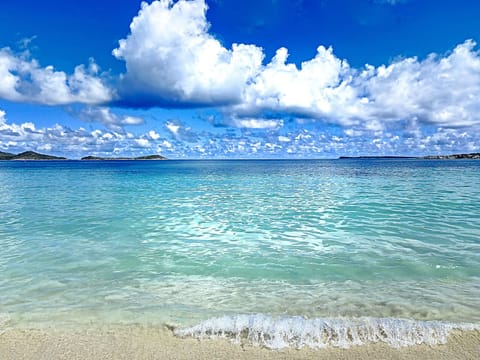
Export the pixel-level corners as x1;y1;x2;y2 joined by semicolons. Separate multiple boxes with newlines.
81;155;167;161
0;151;67;160
0;151;167;161
422;153;480;159
339;153;480;160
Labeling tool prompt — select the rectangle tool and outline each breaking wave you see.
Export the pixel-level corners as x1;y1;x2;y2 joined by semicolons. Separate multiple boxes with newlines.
174;314;480;349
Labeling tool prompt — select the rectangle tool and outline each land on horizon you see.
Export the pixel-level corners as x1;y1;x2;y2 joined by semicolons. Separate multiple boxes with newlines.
1;150;480;161
339;153;480;160
0;151;167;161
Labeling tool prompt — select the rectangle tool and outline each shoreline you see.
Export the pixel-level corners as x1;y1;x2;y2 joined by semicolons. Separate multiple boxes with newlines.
0;325;479;360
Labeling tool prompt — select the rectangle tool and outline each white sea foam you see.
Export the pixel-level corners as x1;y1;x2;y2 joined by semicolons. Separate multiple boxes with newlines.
174;314;480;349
0;313;11;335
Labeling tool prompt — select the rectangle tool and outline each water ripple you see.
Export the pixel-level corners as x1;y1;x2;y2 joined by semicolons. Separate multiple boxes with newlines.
0;160;479;327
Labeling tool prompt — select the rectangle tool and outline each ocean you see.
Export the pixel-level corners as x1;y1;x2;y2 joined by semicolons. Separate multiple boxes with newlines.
1;159;479;348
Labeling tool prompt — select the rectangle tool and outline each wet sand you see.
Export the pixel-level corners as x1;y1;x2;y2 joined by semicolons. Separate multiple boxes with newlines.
0;326;479;360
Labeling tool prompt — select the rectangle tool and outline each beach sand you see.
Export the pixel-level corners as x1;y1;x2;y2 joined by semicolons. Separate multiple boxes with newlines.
0;326;479;360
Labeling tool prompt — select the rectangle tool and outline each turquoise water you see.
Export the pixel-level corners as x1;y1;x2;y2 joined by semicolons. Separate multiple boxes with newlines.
1;160;479;347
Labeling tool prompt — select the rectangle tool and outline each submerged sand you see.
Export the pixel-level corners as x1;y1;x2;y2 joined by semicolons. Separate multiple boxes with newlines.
0;326;479;360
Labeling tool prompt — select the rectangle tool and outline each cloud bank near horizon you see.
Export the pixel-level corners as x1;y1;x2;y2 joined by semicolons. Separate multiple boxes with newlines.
1;106;479;159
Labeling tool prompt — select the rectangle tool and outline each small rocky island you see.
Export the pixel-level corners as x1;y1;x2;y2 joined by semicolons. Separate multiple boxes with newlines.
339;153;480;160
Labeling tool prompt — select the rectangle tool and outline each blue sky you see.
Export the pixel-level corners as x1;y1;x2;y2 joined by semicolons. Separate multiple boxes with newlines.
1;0;480;158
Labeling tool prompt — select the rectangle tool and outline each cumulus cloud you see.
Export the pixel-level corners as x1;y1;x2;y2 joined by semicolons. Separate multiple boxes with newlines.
360;40;480;128
236;40;480;130
113;0;263;107
165;119;199;142
233;46;366;125
70;106;144;132
0;49;113;105
148;130;161;140
224;115;283;129
112;0;480;133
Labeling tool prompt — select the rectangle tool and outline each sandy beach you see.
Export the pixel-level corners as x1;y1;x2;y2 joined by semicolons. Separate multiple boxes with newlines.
0;326;479;360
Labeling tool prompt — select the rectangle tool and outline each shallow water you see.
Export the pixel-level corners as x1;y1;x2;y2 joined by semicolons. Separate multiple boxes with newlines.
0;159;479;346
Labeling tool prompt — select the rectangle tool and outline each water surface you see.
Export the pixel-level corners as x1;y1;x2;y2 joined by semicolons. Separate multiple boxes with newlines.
1;159;479;346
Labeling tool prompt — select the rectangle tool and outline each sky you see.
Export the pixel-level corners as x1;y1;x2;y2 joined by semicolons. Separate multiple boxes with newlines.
1;0;480;159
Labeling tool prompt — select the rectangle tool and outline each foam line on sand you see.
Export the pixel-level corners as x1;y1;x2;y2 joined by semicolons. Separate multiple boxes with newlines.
0;325;479;360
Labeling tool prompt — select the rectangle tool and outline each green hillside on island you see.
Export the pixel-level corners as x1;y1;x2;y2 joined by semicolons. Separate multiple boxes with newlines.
0;151;67;160
0;151;16;160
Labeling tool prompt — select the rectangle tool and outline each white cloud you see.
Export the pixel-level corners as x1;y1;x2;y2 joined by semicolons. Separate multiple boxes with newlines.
361;40;480;128
238;40;480;130
134;138;151;148
226;116;283;129
234;46;365;125
113;1;480;132
160;140;172;148
112;0;364;121
0;109;168;158
165;121;180;136
148;130;161;140
164;119;198;142
0;49;113;105
71;106;144;132
113;0;263;107
344;128;363;137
